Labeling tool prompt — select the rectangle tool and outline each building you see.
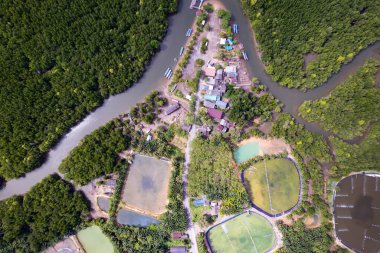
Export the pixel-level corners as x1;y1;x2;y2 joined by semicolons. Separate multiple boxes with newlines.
208;89;222;97
220;38;226;45
181;124;192;133
225;66;237;77
207;108;223;120
202;84;214;91
219;84;227;93
170;246;187;253
204;66;216;77
215;69;223;80
198;125;212;136
216;100;228;109
207;77;218;85
216;124;227;132
172;232;188;240
210;201;219;216
203;100;216;109
204;94;220;101
146;134;152;142
165;103;180;115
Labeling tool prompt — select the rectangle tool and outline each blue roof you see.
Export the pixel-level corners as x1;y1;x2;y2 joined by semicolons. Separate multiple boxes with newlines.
228;38;233;45
193;199;205;206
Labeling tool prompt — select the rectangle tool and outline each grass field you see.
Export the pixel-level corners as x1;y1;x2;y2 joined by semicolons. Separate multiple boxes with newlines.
123;154;171;215
208;212;275;253
243;158;300;215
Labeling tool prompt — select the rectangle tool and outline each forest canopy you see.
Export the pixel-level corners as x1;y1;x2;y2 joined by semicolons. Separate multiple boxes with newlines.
241;0;380;90
0;175;89;253
300;59;380;139
0;0;176;180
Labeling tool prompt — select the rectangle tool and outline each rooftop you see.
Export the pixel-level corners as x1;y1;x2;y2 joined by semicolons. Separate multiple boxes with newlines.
207;108;223;120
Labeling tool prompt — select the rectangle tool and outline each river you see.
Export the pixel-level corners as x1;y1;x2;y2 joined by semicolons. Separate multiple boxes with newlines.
0;0;379;200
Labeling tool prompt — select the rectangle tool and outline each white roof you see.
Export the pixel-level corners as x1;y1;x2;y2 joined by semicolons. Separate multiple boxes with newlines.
220;38;226;45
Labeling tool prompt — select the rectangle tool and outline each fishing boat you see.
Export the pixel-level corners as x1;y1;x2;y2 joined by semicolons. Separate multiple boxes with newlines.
242;51;248;61
180;47;184;56
164;68;170;77
166;69;173;79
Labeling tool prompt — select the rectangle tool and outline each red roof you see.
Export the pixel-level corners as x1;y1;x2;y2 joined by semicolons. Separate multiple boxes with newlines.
207;108;223;120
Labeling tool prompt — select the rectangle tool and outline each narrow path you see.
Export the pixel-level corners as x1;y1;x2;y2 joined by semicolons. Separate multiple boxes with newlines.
182;85;202;253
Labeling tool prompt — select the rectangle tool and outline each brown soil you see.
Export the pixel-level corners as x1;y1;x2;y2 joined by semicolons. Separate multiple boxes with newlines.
238;136;292;156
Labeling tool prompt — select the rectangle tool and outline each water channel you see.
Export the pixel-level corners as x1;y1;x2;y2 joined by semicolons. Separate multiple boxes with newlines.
0;0;379;200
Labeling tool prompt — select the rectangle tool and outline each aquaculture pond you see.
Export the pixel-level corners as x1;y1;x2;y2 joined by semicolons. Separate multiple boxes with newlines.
233;142;260;163
334;173;380;253
97;196;110;212
123;154;171;215
77;226;114;253
116;208;160;227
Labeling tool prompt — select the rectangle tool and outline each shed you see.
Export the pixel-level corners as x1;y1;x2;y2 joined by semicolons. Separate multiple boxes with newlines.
215;69;223;80
225;66;237;75
204;66;216;77
204;94;220;101
106;179;117;187
207;108;223;120
166;103;180;115
220;38;226;45
207;77;216;85
216;100;228;109
172;232;188;240
146;134;153;142
219;84;227;93
203;100;216;109
193;198;205;206
170;246;187;253
182;124;192;133
210;201;219;216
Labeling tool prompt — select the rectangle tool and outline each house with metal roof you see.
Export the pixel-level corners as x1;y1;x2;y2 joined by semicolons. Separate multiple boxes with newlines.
204;94;220;101
216;100;228;109
165;103;180;115
203;100;216;109
207;108;223;120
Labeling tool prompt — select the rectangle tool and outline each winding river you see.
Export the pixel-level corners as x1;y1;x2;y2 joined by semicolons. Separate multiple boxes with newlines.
0;0;379;200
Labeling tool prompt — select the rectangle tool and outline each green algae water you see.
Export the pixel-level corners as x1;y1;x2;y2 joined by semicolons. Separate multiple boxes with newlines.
234;142;260;163
77;226;114;253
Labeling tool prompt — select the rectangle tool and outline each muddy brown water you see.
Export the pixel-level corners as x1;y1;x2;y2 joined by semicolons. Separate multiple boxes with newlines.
334;174;380;253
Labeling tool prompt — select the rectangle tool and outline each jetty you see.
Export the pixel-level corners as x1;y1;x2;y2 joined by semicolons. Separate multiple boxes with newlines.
190;0;204;9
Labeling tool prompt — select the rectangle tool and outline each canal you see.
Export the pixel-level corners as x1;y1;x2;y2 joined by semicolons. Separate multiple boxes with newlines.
0;0;379;200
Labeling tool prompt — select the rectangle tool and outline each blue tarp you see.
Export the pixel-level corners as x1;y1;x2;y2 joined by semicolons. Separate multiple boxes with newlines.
225;45;233;51
227;38;233;45
193;198;205;206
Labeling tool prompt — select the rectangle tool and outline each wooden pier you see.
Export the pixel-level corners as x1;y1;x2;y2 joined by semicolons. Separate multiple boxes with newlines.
190;0;204;9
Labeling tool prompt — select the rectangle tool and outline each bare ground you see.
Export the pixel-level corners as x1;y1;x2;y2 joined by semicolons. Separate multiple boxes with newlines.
237;136;292;156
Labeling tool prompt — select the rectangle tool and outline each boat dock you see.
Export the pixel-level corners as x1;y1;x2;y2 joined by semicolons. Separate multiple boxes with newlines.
190;0;204;9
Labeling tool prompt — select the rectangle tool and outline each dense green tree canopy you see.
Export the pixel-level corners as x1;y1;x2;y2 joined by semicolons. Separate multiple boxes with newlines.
0;175;89;252
241;0;380;90
278;221;333;253
0;0;176;180
271;113;332;163
300;59;380;139
331;123;380;177
188;135;247;214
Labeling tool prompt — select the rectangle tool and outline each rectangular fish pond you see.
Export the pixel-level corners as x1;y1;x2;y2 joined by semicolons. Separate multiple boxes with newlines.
123;154;171;215
233;142;260;163
116;208;160;227
77;226;114;253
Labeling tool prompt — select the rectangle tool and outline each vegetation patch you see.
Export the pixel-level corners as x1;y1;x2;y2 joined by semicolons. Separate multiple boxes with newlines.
188;135;248;215
300;59;380;139
207;212;275;253
243;158;300;215
122;155;171;215
0;0;177;180
241;0;380;90
330;122;380;177
0;175;89;252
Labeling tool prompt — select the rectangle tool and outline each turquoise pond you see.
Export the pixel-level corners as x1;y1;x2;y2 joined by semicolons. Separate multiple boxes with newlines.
233;142;260;163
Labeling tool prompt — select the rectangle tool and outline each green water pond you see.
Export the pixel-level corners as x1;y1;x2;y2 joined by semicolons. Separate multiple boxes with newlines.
233;142;260;163
77;226;114;253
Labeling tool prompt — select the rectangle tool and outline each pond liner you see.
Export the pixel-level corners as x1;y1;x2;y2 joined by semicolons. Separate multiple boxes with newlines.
240;157;303;218
205;211;277;253
332;172;380;253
